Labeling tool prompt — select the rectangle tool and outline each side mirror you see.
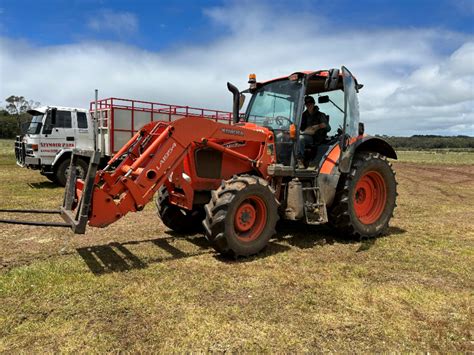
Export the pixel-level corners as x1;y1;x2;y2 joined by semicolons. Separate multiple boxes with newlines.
358;122;365;136
324;68;340;90
51;108;57;126
318;95;330;104
239;94;246;110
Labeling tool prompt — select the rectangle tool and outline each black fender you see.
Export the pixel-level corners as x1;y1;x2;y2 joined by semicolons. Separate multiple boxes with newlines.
339;136;397;173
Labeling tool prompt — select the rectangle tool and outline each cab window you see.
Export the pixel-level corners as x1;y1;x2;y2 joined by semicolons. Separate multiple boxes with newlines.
56;111;72;128
42;110;72;134
77;112;88;129
308;90;344;137
246;80;300;130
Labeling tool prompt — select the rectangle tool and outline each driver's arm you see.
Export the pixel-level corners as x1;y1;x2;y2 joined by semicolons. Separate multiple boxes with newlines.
312;122;327;131
311;113;329;131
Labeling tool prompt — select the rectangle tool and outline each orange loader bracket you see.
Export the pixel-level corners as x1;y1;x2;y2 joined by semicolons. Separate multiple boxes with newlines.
61;149;101;234
60;116;275;233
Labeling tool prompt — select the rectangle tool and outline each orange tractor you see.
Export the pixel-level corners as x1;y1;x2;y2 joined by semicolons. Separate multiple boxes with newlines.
5;66;398;257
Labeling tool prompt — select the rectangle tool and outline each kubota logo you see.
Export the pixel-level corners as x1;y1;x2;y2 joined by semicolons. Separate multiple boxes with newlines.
158;142;177;170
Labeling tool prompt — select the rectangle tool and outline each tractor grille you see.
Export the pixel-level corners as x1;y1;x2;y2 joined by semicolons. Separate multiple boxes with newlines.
14;136;26;167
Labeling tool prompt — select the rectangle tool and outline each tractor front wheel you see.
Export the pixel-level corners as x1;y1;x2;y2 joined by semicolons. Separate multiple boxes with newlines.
330;152;397;238
203;175;279;257
155;187;204;234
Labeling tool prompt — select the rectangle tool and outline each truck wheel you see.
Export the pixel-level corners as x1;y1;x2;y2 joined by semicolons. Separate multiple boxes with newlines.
155;187;204;234
55;158;88;187
330;152;397;238
203;175;279;257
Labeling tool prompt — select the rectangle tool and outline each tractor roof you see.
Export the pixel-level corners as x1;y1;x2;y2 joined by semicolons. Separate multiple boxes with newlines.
262;70;333;84
259;69;361;94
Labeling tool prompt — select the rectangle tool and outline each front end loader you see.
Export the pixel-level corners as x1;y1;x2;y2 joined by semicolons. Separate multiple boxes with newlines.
2;66;398;258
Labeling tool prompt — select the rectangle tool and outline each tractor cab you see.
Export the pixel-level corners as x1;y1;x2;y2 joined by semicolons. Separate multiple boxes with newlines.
242;67;362;171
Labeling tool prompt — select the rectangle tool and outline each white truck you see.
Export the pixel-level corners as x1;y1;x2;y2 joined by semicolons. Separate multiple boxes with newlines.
15;97;233;185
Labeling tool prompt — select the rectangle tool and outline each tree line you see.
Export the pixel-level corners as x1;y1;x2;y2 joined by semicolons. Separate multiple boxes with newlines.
378;135;474;150
1;96;473;149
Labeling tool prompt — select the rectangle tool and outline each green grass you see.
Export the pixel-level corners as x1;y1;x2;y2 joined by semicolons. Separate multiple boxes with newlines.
396;149;474;165
0;139;473;352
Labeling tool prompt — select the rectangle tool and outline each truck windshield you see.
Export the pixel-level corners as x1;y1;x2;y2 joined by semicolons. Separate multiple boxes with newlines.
27;115;43;135
246;80;301;130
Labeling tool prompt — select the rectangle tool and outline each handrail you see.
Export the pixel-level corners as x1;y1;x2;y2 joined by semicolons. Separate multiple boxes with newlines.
89;97;232;121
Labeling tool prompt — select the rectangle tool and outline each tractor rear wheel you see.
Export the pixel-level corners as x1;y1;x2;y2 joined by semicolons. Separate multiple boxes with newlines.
203;175;279;257
155;187;204;234
330;152;397;238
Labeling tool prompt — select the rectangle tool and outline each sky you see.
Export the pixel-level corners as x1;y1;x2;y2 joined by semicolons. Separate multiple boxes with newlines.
0;0;473;136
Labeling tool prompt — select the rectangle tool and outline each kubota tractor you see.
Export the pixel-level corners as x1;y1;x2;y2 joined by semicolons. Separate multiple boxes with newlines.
2;66;398;257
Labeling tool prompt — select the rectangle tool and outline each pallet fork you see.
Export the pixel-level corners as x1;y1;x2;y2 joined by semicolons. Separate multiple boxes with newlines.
0;150;100;232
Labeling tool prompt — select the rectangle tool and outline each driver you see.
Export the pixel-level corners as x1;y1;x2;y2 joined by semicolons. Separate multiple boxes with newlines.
297;96;329;169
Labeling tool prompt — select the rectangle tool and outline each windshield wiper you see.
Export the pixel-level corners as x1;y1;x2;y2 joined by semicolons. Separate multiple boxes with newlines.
266;93;292;102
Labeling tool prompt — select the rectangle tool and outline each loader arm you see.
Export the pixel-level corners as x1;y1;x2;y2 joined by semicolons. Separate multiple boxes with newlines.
61;116;274;232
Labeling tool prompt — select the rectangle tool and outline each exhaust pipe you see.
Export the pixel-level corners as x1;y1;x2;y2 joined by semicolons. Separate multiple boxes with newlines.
227;82;240;124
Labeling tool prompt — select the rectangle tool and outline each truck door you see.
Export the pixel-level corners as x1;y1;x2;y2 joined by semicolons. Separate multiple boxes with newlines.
338;66;361;173
74;111;94;151
40;110;75;163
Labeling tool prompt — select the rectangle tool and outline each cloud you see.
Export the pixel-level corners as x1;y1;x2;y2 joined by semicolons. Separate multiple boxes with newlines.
362;42;474;135
87;9;138;37
0;1;472;136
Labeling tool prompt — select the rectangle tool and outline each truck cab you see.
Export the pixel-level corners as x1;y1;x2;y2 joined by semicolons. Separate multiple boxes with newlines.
15;106;94;185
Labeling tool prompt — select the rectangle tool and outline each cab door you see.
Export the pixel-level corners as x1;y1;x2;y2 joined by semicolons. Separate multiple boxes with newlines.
40;109;75;163
342;66;360;138
74;110;94;151
338;66;361;173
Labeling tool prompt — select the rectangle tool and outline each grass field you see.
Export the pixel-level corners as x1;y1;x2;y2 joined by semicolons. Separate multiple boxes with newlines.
0;139;473;352
396;149;474;165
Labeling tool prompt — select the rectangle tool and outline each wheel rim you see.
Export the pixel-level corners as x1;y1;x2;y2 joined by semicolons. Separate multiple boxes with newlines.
354;171;387;224
234;196;267;242
66;165;86;179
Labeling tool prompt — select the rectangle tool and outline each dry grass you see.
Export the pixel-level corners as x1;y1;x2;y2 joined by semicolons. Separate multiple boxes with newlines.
0;139;473;352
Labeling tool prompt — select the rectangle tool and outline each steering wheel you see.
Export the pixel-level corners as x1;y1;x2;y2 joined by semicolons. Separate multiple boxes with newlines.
274;116;292;126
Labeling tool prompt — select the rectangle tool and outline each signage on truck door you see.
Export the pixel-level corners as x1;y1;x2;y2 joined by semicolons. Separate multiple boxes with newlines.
40;110;76;158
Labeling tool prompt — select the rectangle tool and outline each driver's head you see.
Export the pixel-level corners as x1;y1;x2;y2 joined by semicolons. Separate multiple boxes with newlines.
304;96;316;110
